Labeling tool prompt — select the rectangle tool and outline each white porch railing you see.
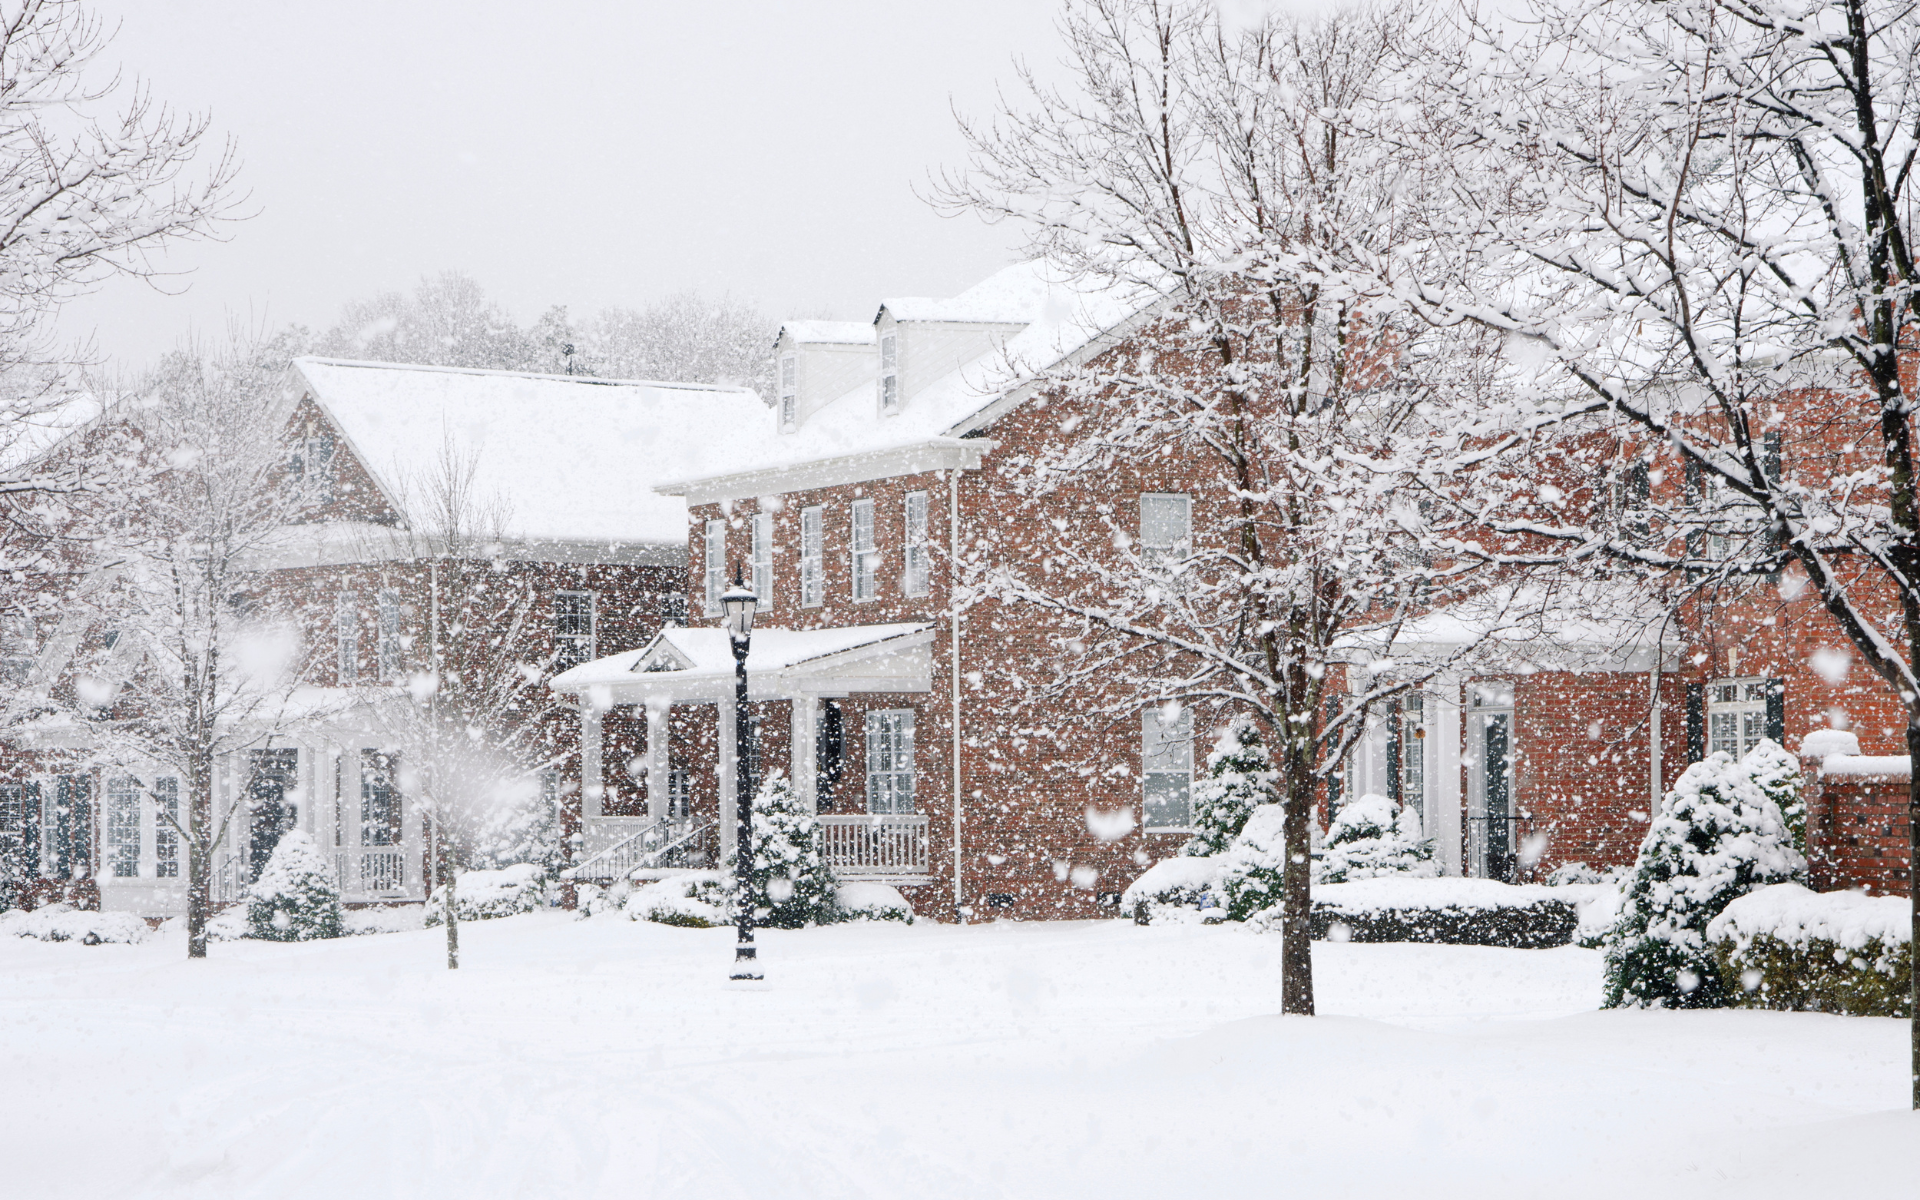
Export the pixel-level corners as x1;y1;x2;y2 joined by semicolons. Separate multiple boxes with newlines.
565;818;707;884
211;857;248;904
819;814;929;880
335;849;409;896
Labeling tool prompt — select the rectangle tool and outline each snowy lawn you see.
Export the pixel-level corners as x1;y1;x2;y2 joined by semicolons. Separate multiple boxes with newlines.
1;913;1910;1199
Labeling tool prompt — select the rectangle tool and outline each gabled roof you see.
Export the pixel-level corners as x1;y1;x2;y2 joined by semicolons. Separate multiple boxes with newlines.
657;261;1160;497
549;622;934;701
292;358;768;546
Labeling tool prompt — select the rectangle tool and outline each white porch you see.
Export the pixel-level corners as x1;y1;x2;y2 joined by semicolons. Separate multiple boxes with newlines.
551;623;936;885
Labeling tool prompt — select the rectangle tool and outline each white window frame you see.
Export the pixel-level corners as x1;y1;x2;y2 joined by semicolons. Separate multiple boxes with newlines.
865;709;915;814
751;512;773;606
152;776;179;878
879;333;899;414
1142;704;1194;830
704;518;726;615
779;354;798;431
377;590;402;682
851;498;878;602
553;590;596;671
800;505;825;608
106;775;140;878
1400;694;1426;827
336;595;359;686
1140;493;1192;572
1707;678;1769;759
903;490;929;597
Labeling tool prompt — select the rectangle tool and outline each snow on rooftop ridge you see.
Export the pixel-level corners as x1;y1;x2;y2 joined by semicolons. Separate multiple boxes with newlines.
293;358;772;546
777;321;875;346
880;259;1084;325
293;355;758;395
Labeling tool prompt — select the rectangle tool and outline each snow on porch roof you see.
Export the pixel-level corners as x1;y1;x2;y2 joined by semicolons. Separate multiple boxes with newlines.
548;622;934;697
293;357;768;546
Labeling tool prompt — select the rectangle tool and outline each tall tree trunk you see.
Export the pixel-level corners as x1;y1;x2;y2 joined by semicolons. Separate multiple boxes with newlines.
1280;696;1316;1016
1906;720;1918;1110
445;835;459;971
186;753;213;959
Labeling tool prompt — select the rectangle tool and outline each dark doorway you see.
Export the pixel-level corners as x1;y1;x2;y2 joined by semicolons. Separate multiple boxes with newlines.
816;702;844;812
1484;714;1513;883
50;775;90;880
246;749;300;883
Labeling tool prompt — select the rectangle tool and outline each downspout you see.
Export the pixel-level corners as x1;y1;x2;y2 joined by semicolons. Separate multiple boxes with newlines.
949;468;965;922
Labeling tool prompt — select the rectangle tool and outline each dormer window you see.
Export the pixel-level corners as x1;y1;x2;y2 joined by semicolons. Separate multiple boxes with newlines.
879;333;899;414
779;354;797;431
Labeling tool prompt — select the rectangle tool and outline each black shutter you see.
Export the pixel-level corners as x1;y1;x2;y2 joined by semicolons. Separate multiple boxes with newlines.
1683;459;1705;563
1762;431;1785;581
1386;702;1402;806
21;780;38;878
1628;461;1651;542
1325;696;1342;816
816;702;843;811
1686;682;1706;763
1766;678;1786;744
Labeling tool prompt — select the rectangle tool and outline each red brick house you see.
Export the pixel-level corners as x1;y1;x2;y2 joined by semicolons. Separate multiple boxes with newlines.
0;358;766;916
552;261;1910;921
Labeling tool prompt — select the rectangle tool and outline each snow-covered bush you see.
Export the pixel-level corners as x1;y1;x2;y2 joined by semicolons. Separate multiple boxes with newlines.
1314;793;1434;884
1741;739;1806;851
835;882;915;924
726;770;839;929
344;906;424;936
0;905;150;945
1708;883;1911;1017
626;870;730;928
1184;716;1275;856
246;831;344;942
1545;861;1617;887
1218;804;1288;921
427;862;547;926
1602;748;1806;1009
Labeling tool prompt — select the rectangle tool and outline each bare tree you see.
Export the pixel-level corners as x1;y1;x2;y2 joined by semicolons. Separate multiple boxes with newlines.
315;272;535;373
938;0;1546;1015
62;335;318;958
578;291;776;396
1382;0;1920;1105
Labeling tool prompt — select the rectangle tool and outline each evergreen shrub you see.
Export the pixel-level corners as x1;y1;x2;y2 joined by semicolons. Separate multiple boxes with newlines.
246;831;344;941
1314;793;1434;884
725;770;840;928
1185;716;1275;856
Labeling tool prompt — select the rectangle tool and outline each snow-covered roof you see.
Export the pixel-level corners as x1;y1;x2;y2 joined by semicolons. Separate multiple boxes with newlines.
778;320;875;345
551;623;930;690
659;261;1158;495
880;260;1089;324
293;358;768;546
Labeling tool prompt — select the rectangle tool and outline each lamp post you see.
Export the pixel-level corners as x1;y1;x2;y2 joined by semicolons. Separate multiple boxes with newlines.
719;571;761;981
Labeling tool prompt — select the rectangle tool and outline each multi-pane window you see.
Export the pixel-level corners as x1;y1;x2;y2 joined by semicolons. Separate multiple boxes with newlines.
851;499;878;601
1140;494;1192;571
903;491;929;597
865;710;915;813
360;750;402;847
1400;694;1426;825
1;613;35;685
377;590;402;681
704;518;726;615
800;506;825;608
1142;704;1194;829
779;354;797;431
1708;680;1769;758
153;777;179;878
879;333;899;413
554;591;595;671
751;512;773;605
667;768;690;822
49;774;89;879
336;595;359;685
296;429;336;504
107;776;140;878
0;782;25;877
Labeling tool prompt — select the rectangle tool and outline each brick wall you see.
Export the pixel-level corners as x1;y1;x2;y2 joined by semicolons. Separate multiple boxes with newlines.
1807;768;1912;896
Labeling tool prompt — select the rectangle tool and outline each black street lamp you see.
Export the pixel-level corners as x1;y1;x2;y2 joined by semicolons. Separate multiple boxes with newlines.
719;569;761;981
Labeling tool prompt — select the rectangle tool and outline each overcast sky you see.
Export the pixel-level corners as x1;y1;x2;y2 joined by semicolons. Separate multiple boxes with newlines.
56;0;1091;368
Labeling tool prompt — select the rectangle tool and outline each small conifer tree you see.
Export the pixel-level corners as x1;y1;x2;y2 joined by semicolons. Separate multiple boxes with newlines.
1315;793;1434;884
245;830;344;941
1185;716;1276;856
1217;805;1288;920
726;770;839;929
1603;747;1806;1008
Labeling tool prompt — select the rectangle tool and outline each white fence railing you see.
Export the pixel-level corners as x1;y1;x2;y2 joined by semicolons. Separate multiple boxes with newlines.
211;857;248;904
818;814;929;879
334;849;408;895
565;818;706;883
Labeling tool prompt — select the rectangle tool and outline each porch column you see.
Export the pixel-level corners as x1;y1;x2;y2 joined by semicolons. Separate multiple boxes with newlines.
717;693;737;862
644;700;670;821
581;704;604;820
793;696;819;812
1432;675;1464;877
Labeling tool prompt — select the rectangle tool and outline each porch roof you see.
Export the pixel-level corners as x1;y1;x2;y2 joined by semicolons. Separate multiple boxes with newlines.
549;622;935;704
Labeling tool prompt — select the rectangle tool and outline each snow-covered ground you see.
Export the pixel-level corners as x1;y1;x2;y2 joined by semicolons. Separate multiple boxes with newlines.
1;913;1909;1199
